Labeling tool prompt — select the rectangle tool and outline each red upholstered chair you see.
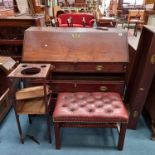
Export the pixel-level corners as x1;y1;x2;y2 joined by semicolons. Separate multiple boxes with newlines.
57;13;95;27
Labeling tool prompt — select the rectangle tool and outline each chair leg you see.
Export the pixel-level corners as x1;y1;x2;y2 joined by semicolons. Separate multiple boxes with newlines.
54;122;61;149
117;123;127;150
15;113;24;144
47;114;52;144
28;114;32;124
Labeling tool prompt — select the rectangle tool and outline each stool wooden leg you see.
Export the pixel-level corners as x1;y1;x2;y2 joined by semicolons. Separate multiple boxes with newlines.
28;114;32;124
54;123;61;149
117;123;127;150
47;115;52;144
15;113;24;144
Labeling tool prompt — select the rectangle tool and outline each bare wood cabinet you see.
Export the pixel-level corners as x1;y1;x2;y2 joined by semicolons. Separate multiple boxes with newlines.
126;26;155;129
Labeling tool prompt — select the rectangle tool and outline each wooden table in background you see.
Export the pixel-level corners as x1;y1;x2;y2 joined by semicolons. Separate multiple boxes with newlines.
96;16;116;27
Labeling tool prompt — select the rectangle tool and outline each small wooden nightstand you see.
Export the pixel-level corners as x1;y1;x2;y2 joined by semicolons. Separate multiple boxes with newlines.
8;63;52;144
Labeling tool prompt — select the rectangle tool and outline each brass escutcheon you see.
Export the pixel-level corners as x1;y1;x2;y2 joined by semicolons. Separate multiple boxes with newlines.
150;54;155;64
44;44;48;47
100;86;108;92
96;65;104;71
133;111;138;118
72;33;80;39
139;87;144;91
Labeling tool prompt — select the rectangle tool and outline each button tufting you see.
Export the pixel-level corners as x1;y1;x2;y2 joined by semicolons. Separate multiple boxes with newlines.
69;97;76;103
103;98;111;104
87;108;95;113
76;94;87;99
86;97;95;103
110;96;119;101
96;104;103;108
113;105;120;109
53;92;129;123
105;108;113;113
112;101;121;108
62;104;67;107
95;101;104;108
70;108;77;112
79;101;87;107
94;95;103;100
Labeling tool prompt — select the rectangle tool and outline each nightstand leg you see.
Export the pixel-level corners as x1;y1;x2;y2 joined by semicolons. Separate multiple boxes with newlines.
15;113;24;144
47;115;52;143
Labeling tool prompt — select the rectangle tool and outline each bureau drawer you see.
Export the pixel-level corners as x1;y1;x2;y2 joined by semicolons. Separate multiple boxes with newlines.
51;80;125;95
52;63;74;72
52;62;127;73
75;63;127;73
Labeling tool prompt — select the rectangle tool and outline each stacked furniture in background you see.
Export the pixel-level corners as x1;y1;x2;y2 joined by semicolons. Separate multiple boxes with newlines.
0;15;45;61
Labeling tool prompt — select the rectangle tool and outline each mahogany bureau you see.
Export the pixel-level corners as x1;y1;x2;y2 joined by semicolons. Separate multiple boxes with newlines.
21;27;129;148
22;27;129;97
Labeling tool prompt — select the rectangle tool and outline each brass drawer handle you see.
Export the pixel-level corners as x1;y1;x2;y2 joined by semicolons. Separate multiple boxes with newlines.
100;86;108;92
133;111;138;118
151;54;155;64
96;65;104;71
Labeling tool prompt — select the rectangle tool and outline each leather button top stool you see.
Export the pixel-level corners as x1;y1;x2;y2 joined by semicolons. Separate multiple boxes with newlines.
53;92;128;150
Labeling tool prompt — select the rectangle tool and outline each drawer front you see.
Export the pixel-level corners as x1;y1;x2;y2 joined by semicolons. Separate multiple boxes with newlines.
75;82;125;95
51;82;75;92
52;63;74;72
51;80;125;95
75;63;127;73
52;62;127;73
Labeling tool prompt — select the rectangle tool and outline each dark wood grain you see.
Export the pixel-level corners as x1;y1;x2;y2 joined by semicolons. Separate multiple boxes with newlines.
22;27;129;95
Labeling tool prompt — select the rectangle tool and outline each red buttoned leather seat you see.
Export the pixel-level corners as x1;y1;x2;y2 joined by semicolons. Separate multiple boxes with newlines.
53;92;128;150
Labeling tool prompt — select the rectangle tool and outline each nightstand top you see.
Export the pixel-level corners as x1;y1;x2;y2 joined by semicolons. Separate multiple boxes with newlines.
8;63;51;79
